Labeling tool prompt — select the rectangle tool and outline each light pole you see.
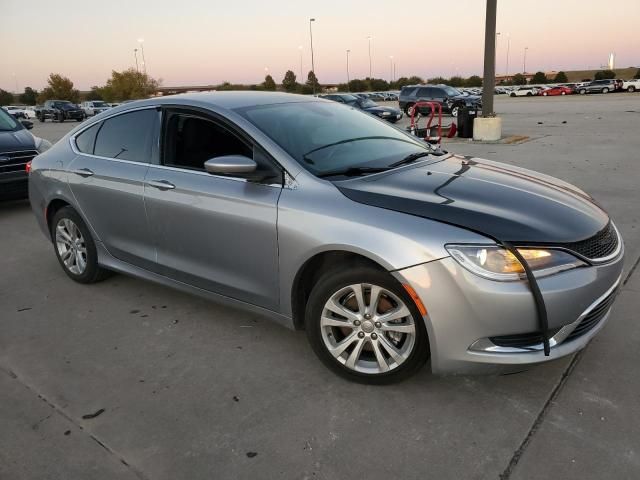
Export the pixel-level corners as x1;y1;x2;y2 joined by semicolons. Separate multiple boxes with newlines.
481;0;497;117
505;33;511;77
12;73;18;95
367;36;372;78
389;56;394;82
298;45;303;80
346;49;351;90
523;46;528;74
309;18;316;93
137;38;147;74
134;49;140;73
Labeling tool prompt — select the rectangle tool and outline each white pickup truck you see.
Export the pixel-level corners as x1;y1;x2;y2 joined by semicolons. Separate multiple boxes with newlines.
622;79;640;92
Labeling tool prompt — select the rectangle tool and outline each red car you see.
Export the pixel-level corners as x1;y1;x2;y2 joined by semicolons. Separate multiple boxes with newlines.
539;86;573;96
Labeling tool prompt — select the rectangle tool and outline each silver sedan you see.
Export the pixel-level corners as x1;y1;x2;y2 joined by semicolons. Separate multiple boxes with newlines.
28;92;624;383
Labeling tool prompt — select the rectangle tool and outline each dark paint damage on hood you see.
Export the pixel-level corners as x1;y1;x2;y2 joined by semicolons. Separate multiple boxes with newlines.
337;154;609;244
0;128;36;153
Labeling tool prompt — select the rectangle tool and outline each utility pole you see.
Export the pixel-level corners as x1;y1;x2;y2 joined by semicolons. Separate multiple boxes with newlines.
137;38;147;74
346;49;351;90
298;45;303;80
505;34;511;78
367;36;372;78
523;46;528;74
481;0;498;117
309;18;316;93
134;49;139;73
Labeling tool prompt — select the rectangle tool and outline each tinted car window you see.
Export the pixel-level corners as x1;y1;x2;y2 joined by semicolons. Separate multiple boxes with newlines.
94;109;157;162
75;122;101;154
401;87;417;96
417;88;432;97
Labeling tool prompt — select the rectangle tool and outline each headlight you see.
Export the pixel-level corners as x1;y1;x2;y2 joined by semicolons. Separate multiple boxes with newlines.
381;111;391;116
34;136;52;153
445;245;586;281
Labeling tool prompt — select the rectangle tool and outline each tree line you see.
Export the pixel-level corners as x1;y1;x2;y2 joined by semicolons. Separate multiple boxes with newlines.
2;68;639;107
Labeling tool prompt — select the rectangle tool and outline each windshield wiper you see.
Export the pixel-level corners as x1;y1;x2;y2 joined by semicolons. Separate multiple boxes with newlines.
317;166;392;178
388;151;431;168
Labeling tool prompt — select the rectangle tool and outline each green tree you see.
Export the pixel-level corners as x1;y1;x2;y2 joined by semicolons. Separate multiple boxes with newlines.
306;70;321;93
553;71;568;83
262;74;276;91
512;73;527;85
531;71;548;84
18;87;38;105
634;69;640;79
348;78;368;92
448;76;466;87
101;68;160;101
84;86;103;101
368;78;389;91
0;89;14;106
427;76;448;85
281;70;298;92
465;75;483;87
37;73;81;103
594;70;615;80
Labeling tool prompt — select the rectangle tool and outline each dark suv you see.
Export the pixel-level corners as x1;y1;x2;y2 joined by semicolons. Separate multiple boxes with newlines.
399;84;482;117
36;100;85;122
577;80;617;95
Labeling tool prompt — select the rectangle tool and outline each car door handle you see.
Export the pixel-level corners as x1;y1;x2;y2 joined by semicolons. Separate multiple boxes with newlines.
70;168;94;177
147;180;176;190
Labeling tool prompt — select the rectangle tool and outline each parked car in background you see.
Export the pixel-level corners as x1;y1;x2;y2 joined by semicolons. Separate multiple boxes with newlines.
36;100;85;122
539;86;573;96
23;106;38;118
2;106;28;119
321;93;403;122
399;84;482;117
622;79;640;92
81;100;111;117
510;86;538;97
577;80;617;94
28;92;624;383
0;106;51;199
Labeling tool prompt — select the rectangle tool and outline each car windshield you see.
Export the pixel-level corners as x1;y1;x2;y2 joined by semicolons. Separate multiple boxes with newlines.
92;101;107;107
237;101;431;176
0;107;19;131
443;86;462;96
54;101;72;108
359;99;377;108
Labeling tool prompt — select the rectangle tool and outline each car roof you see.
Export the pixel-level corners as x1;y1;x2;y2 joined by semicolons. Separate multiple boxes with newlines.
117;91;321;111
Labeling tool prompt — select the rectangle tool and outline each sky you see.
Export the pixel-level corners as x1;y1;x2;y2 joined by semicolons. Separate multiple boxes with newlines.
2;0;639;92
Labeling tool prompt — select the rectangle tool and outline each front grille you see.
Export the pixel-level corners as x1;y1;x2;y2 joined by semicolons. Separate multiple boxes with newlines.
0;150;38;174
558;222;619;261
565;287;618;342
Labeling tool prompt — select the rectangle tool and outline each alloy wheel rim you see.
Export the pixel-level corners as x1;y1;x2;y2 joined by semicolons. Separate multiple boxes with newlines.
320;283;416;374
55;218;87;275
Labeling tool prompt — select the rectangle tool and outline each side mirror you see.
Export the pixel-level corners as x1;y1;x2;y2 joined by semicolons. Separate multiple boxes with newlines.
21;120;34;130
204;155;257;175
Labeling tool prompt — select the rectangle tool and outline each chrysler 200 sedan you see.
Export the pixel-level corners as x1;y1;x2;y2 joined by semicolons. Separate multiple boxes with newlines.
28;92;624;384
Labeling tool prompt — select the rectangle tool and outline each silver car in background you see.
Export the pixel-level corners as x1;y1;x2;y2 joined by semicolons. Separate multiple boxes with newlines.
28;92;624;383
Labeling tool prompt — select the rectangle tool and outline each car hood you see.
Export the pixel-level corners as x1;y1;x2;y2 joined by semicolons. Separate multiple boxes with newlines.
0;128;36;153
336;154;609;243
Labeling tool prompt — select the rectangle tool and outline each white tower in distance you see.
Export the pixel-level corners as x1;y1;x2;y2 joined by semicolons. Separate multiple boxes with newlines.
608;52;616;70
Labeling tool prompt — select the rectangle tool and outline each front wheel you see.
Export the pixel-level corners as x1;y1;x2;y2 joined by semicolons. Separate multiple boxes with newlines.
510;93;516;97
579;89;587;95
450;105;460;117
629;86;636;92
561;91;566;95
305;266;429;384
602;88;609;94
51;206;110;284
405;104;416;116
542;92;548;96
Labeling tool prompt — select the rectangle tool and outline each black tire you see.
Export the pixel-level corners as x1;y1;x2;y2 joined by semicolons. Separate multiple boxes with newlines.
305;266;430;384
50;206;110;284
58;113;64;123
405;103;416;116
526;92;532;96
629;86;636;93
602;88;609;94
510;92;516;97
542;92;548;96
451;105;460;117
38;114;45;123
579;89;587;95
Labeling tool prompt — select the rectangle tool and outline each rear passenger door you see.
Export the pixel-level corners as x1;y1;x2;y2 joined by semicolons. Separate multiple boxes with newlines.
67;108;159;269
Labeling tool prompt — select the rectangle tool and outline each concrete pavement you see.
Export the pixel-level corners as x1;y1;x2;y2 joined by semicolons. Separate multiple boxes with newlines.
2;93;639;479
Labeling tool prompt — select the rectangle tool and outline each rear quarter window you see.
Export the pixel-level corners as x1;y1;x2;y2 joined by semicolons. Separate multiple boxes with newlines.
401;87;417;97
75;122;101;154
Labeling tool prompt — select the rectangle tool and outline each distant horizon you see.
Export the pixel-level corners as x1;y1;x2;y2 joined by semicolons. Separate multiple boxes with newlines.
3;0;639;92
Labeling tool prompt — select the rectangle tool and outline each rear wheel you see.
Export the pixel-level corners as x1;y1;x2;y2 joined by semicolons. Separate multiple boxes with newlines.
305;266;429;384
542;92;548;96
628;86;636;92
510;92;516;97
51;206;110;284
561;91;566;95
406;103;416;116
602;88;609;94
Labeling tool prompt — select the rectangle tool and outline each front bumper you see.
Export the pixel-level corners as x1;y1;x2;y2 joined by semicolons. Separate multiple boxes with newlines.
395;251;624;374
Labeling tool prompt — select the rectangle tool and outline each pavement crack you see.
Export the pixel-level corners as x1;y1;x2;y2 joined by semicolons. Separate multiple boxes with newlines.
499;350;584;479
622;253;640;286
0;365;151;480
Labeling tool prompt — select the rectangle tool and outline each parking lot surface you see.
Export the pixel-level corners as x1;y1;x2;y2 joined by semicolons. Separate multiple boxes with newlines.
2;94;640;479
